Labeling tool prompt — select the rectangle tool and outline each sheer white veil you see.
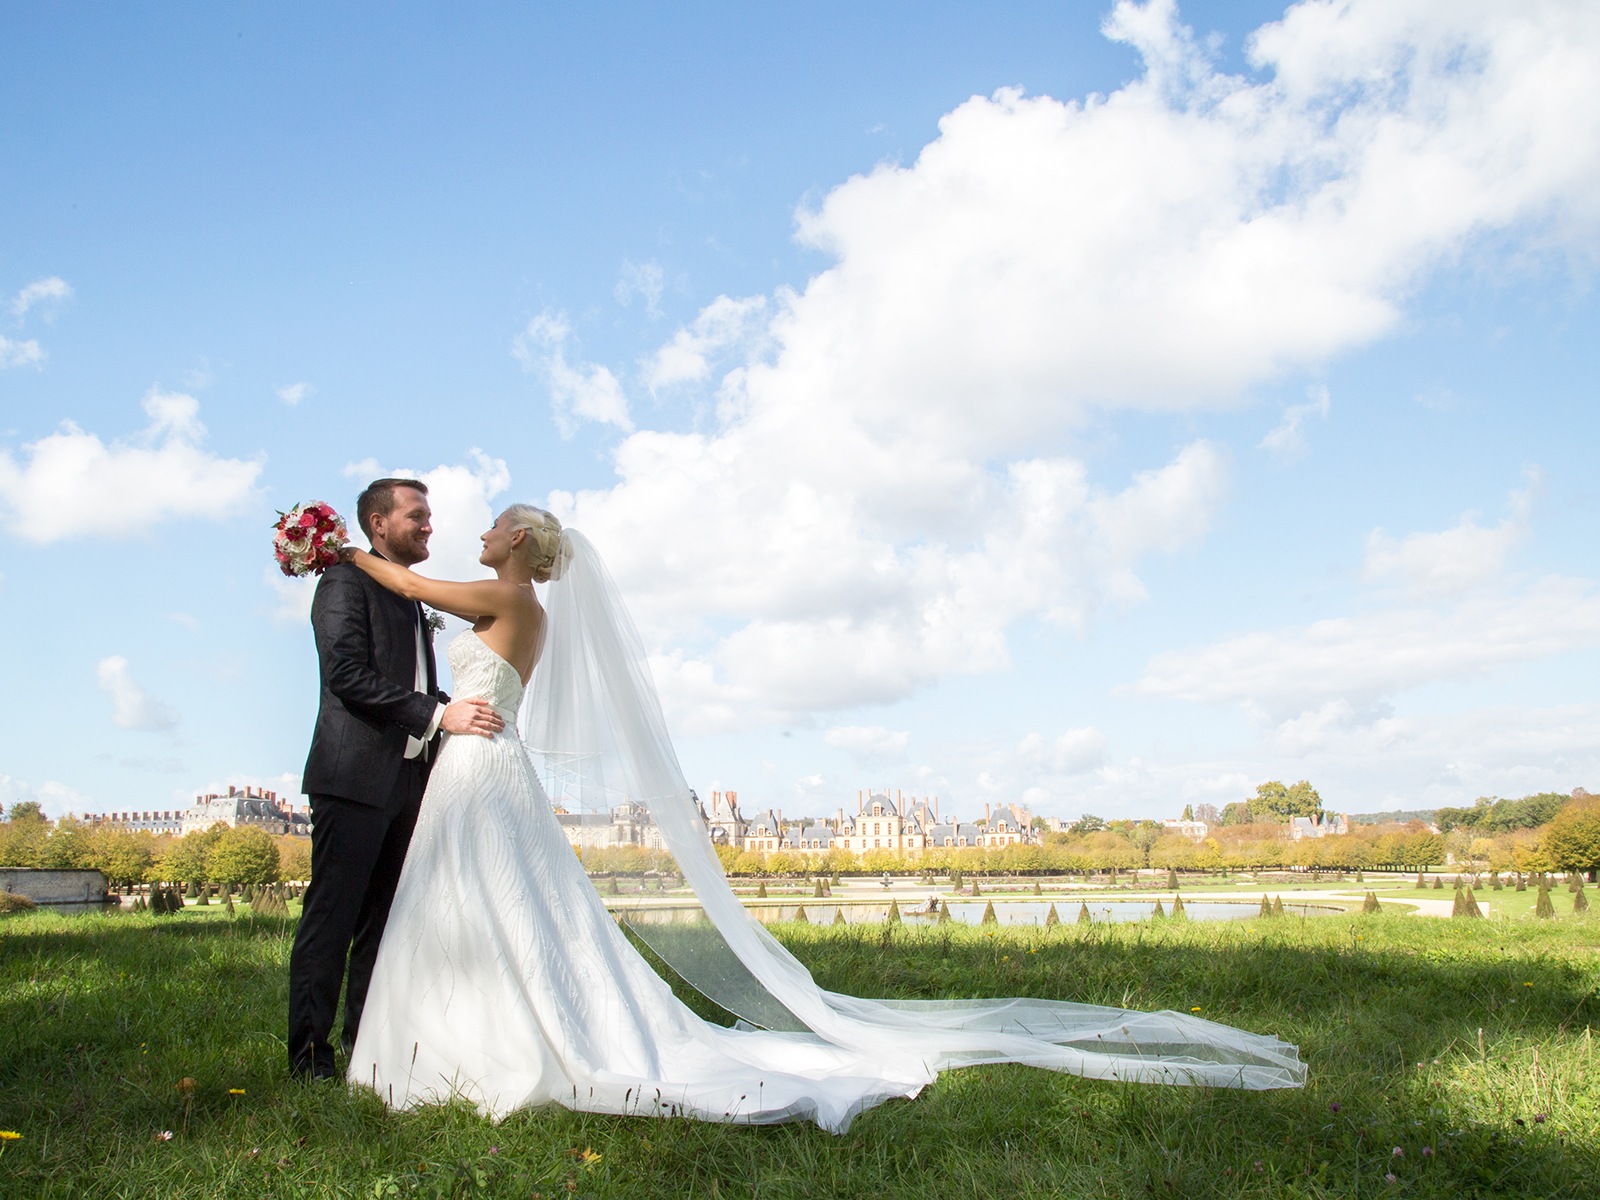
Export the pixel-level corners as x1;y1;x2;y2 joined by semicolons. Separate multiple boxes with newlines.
521;530;1305;1090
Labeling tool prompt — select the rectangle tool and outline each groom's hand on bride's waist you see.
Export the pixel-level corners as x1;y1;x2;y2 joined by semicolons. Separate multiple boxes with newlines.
441;697;504;738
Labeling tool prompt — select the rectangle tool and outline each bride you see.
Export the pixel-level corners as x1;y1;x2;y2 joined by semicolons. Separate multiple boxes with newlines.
340;505;1304;1133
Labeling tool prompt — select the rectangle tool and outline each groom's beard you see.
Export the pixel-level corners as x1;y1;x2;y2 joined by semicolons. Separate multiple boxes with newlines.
377;532;430;566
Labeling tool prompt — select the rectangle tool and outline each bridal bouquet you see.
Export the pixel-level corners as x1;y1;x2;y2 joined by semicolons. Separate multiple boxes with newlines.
272;501;349;577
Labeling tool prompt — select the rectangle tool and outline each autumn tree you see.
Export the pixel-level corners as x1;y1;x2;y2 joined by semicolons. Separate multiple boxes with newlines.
157;823;228;884
205;826;281;887
5;801;45;824
1542;795;1600;879
1247;780;1323;823
84;824;155;888
37;817;91;869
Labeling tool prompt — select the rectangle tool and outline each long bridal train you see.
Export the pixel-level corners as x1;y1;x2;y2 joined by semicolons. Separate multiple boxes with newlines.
349;532;1305;1133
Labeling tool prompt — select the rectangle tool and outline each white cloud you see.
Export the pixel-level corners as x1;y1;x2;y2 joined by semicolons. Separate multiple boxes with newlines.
0;388;264;542
1258;384;1330;461
1019;727;1109;775
10;276;71;318
514;313;634;436
0;774;91;820
1135;576;1600;716
615;260;665;316
1363;473;1538;597
824;724;911;764
96;656;178;731
266;568;317;626
0;336;44;368
558;439;1229;725
277;381;314;406
645;294;767;391
549;0;1599;735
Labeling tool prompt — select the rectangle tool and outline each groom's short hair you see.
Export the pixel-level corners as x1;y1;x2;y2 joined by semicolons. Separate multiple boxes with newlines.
357;478;429;539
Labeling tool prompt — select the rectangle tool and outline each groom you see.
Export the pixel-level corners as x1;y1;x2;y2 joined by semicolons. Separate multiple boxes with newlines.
287;477;503;1079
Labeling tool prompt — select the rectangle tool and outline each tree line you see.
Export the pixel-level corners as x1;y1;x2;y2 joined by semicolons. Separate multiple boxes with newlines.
0;803;305;888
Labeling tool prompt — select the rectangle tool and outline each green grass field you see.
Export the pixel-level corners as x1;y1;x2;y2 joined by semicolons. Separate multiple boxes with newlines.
2;901;1597;1198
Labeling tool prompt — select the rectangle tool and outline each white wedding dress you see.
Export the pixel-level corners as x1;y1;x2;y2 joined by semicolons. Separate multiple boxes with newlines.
349;534;1304;1133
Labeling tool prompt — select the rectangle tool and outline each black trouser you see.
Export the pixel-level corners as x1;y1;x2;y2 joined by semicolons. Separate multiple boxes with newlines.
287;764;426;1076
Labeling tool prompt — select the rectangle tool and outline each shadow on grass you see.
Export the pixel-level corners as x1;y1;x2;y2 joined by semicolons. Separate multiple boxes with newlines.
1;908;1596;1199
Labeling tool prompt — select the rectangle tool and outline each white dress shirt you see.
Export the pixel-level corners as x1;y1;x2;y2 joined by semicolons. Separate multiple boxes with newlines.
403;609;446;760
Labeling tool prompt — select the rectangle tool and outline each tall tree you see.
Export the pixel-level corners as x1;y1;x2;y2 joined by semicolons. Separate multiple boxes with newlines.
1542;796;1600;877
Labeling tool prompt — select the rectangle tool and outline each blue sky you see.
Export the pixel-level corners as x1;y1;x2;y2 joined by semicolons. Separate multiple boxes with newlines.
3;0;1597;824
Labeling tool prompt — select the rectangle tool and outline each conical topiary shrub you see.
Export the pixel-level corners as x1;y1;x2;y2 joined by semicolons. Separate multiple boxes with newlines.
1432;876;1444;890
606;876;620;895
1454;887;1481;918
1355;870;1364;883
1362;890;1380;914
1033;880;1042;896
1272;896;1285;916
1167;869;1179;890
937;901;951;925
1259;894;1273;917
833;907;846;925
185;880;198;899
1516;873;1527;892
223;891;235;915
756;880;768;898
1044;903;1060;928
1415;871;1426;889
950;869;963;893
1574;885;1589;915
980;900;997;926
792;905;808;924
1151;897;1166;919
1491;873;1503;891
886;899;901;926
1535;885;1555;919
195;885;209;906
971;879;982;898
1077;902;1092;925
1170;893;1186;920
813;879;825;898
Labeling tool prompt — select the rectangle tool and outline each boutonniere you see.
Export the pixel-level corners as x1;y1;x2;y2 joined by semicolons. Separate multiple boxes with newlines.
424;608;447;638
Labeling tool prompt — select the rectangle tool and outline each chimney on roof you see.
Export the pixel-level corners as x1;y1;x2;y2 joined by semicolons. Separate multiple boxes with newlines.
984;801;990;822
727;790;736;808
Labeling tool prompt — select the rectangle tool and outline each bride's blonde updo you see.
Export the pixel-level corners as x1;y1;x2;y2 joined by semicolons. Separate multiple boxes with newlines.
501;504;567;583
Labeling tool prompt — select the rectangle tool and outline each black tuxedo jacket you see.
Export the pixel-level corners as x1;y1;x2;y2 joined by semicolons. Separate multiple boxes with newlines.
301;561;449;810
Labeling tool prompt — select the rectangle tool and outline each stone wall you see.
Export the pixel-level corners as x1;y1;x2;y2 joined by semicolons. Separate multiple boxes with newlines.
0;868;108;905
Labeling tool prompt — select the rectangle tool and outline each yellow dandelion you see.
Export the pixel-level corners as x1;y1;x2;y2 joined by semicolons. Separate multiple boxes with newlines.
228;1088;246;1095
0;1131;21;1140
1524;981;1533;988
1190;1006;1202;1013
576;1147;603;1166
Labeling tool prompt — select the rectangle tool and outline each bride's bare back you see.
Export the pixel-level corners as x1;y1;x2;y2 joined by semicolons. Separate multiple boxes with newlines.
470;590;545;685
